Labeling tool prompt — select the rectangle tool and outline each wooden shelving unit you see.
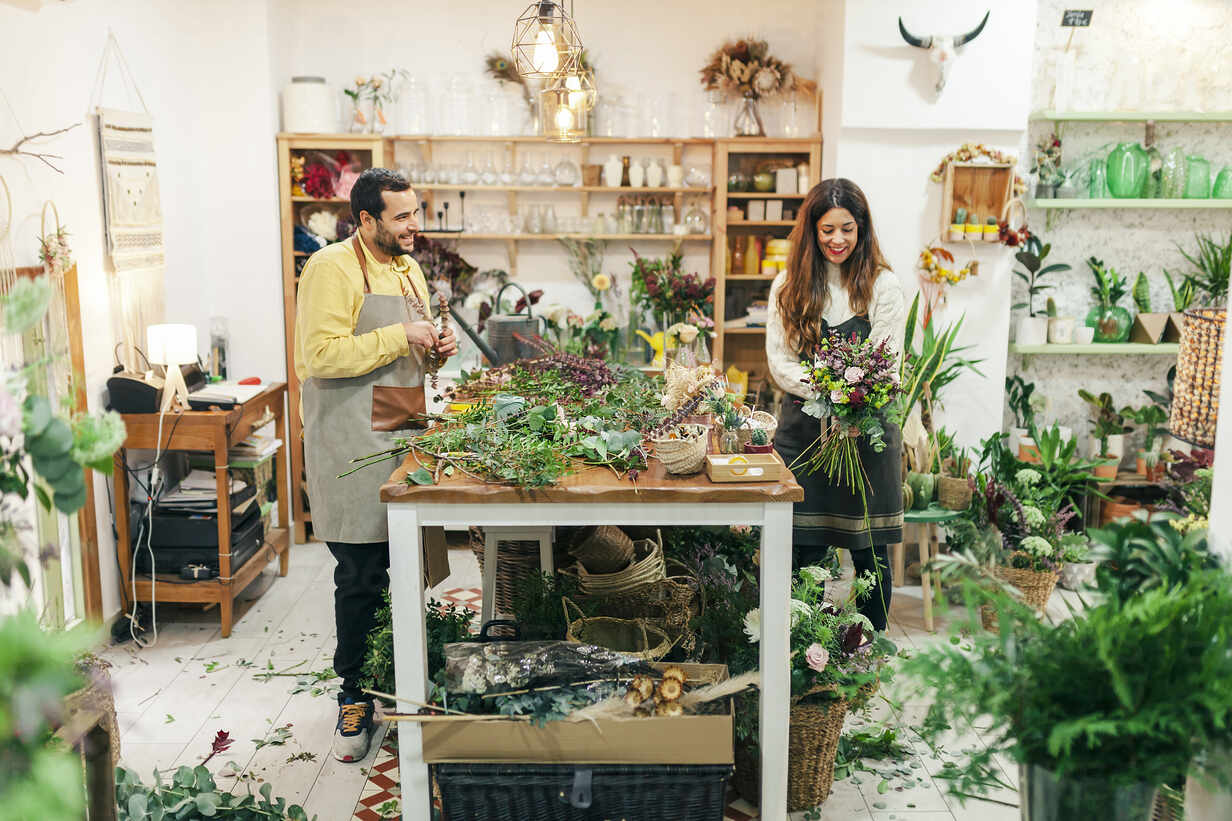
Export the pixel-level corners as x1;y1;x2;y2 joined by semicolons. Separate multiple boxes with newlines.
276;134;390;542
712;137;822;395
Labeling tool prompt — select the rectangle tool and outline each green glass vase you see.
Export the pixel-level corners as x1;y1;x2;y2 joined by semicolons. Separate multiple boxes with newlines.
1105;143;1148;198
1085;304;1133;343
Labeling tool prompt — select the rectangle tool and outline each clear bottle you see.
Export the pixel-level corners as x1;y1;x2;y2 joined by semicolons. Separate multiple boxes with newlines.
462;152;479;185
209;316;229;380
543;204;558;233
535;153;555;186
720;427;741;455
517;155;536;186
480;152;499;186
499;151;516;185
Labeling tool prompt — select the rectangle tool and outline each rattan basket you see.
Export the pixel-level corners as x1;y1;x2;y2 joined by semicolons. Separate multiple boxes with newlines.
1170;307;1225;448
577;556;701;655
572;525;635;574
714;409;779;450
651;424;710;474
995;564;1061;612
787;695;850;811
936;475;973;511
563;598;673;661
469;527;551;618
576;531;667;597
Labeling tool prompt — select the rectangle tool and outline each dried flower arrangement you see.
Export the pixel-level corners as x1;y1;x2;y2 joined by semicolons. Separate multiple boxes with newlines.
699;37;816;100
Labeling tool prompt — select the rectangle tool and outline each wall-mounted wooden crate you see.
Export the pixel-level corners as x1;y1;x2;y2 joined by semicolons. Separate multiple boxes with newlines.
939;162;1013;236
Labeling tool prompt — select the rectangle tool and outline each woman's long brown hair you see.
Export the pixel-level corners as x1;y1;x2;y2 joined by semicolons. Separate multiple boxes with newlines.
776;178;891;354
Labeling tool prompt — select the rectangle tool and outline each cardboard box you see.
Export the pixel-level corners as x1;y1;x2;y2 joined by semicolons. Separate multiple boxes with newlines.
765;199;784;221
775;167;797;194
746;201;766;221
421;662;733;765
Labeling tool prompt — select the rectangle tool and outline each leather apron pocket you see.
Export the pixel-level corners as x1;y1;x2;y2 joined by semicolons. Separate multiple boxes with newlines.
371;385;427;431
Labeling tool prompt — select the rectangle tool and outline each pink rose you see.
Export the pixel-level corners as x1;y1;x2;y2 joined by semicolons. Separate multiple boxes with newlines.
830;389;847;404
805;643;829;673
844;366;865;384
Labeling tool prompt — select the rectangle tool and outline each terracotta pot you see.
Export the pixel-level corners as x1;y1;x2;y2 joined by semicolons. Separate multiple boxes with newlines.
1100;497;1147;526
1018;440;1041;464
1093;458;1119;480
1135;453;1163;481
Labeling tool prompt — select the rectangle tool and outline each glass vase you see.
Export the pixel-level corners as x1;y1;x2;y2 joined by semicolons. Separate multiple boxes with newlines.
1085;304;1133;343
1184;155;1211;198
732;93;766;137
720;428;741;455
1105;142;1148;198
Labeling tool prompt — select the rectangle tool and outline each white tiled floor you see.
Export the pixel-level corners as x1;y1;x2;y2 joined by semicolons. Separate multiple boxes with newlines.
100;537;1077;820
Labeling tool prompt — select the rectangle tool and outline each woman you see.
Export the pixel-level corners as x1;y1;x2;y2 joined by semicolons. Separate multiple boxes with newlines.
766;178;906;631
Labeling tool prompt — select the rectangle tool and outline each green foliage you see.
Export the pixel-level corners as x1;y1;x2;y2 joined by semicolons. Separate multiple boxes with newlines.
1118;401;1168;453
1026;424;1102;515
750;427;768;446
1004;375;1036;430
834;723;913;782
494;680;623;727
1175;230;1231;306
3;276;52;335
898;295;983;426
0;611;93;820
511;571;587;641
1077;390;1131;456
116;765;314;820
1086;257;1128;309
1012;236;1071;317
1132;271;1152;314
905;570;1232;794
1087;513;1218;607
363;593;475;699
1162;268;1197;312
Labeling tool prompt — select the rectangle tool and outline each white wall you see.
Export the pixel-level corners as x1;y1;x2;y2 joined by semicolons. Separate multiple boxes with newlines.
0;0;281;620
834;0;1039;450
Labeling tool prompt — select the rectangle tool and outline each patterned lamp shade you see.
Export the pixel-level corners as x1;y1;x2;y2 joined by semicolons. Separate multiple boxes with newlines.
1169;307;1226;448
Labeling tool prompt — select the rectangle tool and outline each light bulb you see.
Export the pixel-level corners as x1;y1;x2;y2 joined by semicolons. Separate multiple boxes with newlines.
532;28;559;74
565;74;585;110
554;105;575;130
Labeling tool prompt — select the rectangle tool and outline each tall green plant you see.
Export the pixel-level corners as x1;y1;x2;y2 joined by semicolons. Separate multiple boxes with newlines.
898;294;983;433
1175;230;1231;307
1087;513;1218;607
1162;269;1197;312
1078;389;1130;457
1012;235;1071;317
1005;375;1037;430
1086;257;1128;309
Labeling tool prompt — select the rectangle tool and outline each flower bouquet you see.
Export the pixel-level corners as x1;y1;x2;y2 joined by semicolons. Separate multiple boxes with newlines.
792;332;901;497
629;250;715;325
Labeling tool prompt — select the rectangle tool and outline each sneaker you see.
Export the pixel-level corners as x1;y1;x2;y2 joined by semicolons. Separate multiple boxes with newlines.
333;697;375;763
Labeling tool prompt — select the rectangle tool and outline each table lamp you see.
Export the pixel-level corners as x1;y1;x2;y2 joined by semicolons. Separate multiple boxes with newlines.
147;323;197;412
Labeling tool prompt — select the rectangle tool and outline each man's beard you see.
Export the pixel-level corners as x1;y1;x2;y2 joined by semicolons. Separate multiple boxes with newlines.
373;221;411;257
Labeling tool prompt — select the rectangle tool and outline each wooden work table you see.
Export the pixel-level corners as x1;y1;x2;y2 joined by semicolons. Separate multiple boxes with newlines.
380;451;804;821
113;383;291;638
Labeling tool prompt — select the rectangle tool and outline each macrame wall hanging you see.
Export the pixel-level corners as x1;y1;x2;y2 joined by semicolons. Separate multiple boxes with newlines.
0;176;16;365
91;31;165;372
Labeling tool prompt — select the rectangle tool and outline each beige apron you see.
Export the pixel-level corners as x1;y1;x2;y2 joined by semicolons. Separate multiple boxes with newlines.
302;236;449;582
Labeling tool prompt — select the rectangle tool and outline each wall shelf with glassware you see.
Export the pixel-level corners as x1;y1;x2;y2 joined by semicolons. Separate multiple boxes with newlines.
1010;342;1180;355
727;220;796;227
419;232;712;241
725;192;807;199
414;184;710;194
395;135;715;146
1029;111;1232;122
1028;198;1232;209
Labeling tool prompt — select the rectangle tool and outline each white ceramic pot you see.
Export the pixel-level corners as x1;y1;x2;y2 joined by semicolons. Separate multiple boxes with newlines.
646;161;664;188
629;162;645;188
1089;433;1126;460
283;76;336;133
1017;316;1049;346
602;155;622;188
1048;317;1077;344
1187;745;1232;820
1058;561;1096;591
667;164;684;188
1074;326;1096;344
1008;427;1029;456
1055;425;1074;443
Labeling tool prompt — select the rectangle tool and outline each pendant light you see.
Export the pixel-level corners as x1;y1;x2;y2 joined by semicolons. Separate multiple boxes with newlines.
512;1;582;80
539;69;587;143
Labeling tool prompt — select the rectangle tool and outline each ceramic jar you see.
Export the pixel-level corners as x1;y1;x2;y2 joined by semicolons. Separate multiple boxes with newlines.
629;161;645;188
603;155;623;188
646;160;665;188
1048;317;1077;344
1105;142;1148;198
1017;316;1049;346
667;164;685;188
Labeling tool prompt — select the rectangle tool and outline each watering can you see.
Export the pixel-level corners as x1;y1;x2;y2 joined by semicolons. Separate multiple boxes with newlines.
484;282;545;365
634;329;665;369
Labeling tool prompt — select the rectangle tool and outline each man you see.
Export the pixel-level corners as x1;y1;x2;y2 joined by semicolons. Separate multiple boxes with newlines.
294;168;457;762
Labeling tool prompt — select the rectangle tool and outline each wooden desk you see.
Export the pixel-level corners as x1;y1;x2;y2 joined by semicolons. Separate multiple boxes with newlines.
113;383;291;638
380;454;803;821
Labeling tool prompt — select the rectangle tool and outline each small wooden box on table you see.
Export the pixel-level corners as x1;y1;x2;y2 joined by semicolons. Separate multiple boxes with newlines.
112;383;292;638
380;454;803;821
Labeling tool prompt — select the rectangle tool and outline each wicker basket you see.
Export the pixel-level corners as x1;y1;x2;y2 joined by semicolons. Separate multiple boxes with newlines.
563;598;674;661
995;565;1061;612
980;603;999;632
1170;307;1225;448
936;475;973;511
787;696;850;811
651;424;710;475
714;409;779;450
572;525;635;574
578;556;700;655
577;532;667;596
469;527;552;619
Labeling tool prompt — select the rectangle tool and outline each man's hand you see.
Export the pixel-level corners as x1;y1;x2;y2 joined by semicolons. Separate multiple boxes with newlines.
435;323;459;358
403;320;439;351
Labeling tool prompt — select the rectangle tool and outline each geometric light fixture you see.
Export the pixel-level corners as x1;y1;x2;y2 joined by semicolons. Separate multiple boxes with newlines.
539;71;587;143
512;1;583;80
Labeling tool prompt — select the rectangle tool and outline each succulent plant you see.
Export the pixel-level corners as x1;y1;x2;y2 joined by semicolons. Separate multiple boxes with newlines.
750;428;769;446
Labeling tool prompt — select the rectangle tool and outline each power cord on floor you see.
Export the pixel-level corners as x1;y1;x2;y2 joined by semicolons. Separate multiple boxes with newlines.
129;406;170;649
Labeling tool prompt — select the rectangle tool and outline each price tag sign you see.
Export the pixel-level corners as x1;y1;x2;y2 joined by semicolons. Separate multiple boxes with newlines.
1061;9;1093;26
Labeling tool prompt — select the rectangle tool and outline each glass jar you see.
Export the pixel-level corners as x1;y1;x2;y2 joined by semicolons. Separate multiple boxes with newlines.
1086;157;1107;198
479;152;498;186
720;428;741;455
685;203;709;234
1161;147;1186;198
1184;155;1211;198
535;153;555;186
1085;304;1133;343
553;159;580;186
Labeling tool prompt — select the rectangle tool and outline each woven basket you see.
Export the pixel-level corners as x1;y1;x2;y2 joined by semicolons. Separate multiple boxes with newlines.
577;531;667;597
651;424;710;474
996;565;1061;612
572;525;635;574
469;527;551;618
936;475;973;511
1170;307;1225;448
980;603;999;632
715;409;779;450
577;556;700;655
563;598;673;661
788;695;850;811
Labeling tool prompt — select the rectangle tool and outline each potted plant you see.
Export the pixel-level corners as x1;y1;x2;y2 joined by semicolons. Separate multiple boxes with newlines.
1057;533;1096;590
744;426;774;454
1045;297;1077;344
1085;257;1133;343
1119;401;1169;480
1005;375;1039;458
1174;230;1230;308
906;433;941;510
743;567;896;811
1079;389;1131;476
1013;236;1071;346
937;446;973;511
1031;133;1064;198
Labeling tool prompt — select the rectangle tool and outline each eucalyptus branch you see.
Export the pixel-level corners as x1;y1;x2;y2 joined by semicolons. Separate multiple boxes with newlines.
0;123;80;173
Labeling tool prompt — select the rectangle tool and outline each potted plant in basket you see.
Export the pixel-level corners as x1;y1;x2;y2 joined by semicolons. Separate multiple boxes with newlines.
1012;235;1071;346
1079;390;1131;478
937;445;973;511
743;567;896;811
1085;257;1133;343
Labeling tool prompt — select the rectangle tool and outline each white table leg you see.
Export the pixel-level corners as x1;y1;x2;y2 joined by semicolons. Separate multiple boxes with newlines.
481;529;498;625
538;528;554;575
388;505;430;821
759;502;793;821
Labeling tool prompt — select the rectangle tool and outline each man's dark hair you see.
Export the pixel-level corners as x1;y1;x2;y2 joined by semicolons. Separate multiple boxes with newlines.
350;167;411;222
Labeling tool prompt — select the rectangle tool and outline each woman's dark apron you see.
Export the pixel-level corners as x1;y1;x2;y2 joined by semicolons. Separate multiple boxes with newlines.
773;314;903;562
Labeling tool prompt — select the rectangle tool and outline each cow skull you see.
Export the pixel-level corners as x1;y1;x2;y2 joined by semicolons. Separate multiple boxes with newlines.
898;11;990;96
